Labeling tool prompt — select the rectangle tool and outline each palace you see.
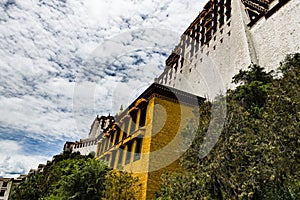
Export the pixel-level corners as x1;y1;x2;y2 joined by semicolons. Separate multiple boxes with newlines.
67;83;204;199
156;0;299;98
65;0;299;199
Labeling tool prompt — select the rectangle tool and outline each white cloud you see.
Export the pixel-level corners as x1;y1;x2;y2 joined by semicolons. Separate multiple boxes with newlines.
0;0;206;177
0;140;49;178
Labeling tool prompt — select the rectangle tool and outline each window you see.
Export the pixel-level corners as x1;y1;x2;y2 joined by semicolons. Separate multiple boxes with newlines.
106;154;110;163
164;74;168;84
97;143;101;156
110;151;116;168
190;45;194;57
173;63;178;72
104;138;109;152
129;112;137;134
2;182;8;187
225;0;232;20
99;142;104;154
0;190;5;197
180;57;184;68
200;27;205;46
219;6;225;27
122;119;129;140
115;128;121;145
134;138;143;161
108;135;113;148
125;142;133;164
118;148;124;167
139;106;147;127
186;34;190;47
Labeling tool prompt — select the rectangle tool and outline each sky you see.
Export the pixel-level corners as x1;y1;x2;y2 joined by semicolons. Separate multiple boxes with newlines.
0;0;206;178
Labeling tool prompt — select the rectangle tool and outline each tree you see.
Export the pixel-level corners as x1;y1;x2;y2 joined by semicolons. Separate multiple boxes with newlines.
231;64;274;117
49;158;110;200
11;153;108;200
156;53;300;200
103;170;142;200
12;152;141;200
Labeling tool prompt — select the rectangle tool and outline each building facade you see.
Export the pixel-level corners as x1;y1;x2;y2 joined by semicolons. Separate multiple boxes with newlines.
0;175;26;200
64;115;111;156
95;83;205;199
156;0;299;98
0;178;12;200
62;0;299;199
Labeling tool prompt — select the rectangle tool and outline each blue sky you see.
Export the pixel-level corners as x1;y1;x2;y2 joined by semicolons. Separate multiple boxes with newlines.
0;0;205;177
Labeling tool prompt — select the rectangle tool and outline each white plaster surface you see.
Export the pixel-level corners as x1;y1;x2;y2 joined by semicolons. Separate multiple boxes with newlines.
157;0;299;99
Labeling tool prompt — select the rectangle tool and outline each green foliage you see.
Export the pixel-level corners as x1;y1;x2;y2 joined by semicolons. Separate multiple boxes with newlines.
232;64;274;85
49;159;109;200
279;53;300;77
11;173;45;200
231;65;274;117
156;53;300;200
11;152;86;200
103;170;142;200
11;152;141;200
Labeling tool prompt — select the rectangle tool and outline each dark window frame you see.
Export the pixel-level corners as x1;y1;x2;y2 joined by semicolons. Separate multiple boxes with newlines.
2;182;8;187
125;142;133;164
0;190;5;197
134;138;143;161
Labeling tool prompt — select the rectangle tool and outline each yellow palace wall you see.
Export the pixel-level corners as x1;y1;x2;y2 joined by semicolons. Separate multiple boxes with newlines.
95;84;202;200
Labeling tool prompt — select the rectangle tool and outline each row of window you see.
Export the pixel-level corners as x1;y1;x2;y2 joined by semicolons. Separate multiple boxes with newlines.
97;106;147;155
73;140;97;149
101;137;143;168
183;0;231;61
242;0;269;24
157;1;232;86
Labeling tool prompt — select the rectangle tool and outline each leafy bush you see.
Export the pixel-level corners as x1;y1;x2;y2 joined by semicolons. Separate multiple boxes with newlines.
156;53;300;200
11;152;141;200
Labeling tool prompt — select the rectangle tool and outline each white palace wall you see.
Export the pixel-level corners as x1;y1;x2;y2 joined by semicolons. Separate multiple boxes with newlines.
250;0;300;71
156;0;299;99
